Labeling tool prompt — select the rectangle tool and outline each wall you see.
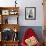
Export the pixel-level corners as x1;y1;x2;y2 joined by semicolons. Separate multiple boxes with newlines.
18;0;44;26
0;0;44;26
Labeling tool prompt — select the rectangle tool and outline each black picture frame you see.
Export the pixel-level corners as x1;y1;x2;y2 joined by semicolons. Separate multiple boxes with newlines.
25;7;36;20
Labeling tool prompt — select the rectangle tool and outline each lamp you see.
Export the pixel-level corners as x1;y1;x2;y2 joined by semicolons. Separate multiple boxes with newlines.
14;28;17;32
15;0;17;7
13;28;18;41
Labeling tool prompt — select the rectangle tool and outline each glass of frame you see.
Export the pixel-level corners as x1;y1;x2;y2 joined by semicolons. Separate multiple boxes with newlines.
2;10;9;15
25;7;36;20
2;16;18;24
8;16;18;24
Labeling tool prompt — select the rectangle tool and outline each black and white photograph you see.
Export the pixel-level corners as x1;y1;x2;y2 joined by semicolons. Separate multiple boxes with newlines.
25;7;36;20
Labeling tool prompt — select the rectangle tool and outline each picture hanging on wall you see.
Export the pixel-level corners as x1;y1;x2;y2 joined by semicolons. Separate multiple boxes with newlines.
25;7;36;20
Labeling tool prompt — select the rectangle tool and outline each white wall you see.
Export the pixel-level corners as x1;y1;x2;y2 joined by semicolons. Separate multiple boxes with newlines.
18;0;44;26
0;0;44;26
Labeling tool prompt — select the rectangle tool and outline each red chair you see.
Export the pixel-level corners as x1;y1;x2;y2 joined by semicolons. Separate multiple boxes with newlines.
21;28;41;46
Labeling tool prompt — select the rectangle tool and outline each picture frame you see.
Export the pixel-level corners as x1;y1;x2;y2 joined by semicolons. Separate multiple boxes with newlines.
9;10;18;15
2;16;18;24
2;10;9;15
25;7;36;20
8;16;18;24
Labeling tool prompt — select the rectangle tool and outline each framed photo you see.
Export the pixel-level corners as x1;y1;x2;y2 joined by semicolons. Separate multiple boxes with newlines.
2;10;9;15
25;7;36;20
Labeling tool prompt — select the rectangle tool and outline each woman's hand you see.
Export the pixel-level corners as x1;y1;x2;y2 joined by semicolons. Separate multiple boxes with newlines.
25;36;38;46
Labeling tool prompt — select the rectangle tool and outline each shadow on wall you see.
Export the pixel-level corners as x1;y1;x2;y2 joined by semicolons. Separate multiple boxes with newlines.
18;26;44;44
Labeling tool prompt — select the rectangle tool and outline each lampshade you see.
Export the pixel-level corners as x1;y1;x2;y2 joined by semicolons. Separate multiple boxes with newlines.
13;28;17;32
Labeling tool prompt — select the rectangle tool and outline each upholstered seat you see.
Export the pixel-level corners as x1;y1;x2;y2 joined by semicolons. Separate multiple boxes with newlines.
21;28;41;46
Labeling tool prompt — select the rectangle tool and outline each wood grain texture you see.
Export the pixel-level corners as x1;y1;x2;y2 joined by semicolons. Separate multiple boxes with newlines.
43;0;46;45
0;24;20;32
43;0;46;26
0;7;20;46
1;41;19;46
